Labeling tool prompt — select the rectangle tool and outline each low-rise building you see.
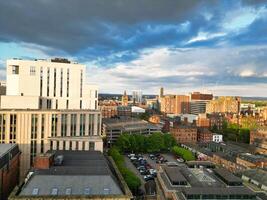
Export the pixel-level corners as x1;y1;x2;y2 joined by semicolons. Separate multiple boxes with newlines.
242;169;267;192
0;144;20;200
197;128;212;143
237;153;267;169
212;133;223;143
102;118;161;145
250;127;267;154
157;164;256;200
170;126;197;144
100;105;118;118
9;150;132;200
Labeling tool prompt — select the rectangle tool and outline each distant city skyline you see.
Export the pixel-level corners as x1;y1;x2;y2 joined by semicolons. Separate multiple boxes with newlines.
0;1;267;96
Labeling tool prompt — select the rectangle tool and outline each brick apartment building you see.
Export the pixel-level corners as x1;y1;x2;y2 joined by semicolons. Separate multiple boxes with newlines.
100;105;118;118
0;144;20;200
197;128;213;143
250;127;267;154
160;95;190;114
170;125;197;144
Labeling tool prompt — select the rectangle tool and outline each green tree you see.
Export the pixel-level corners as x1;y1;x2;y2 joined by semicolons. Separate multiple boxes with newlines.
172;146;195;161
108;147;141;192
162;133;176;151
146;132;164;152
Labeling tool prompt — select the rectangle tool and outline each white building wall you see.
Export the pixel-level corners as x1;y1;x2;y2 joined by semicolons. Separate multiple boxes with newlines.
4;59;98;110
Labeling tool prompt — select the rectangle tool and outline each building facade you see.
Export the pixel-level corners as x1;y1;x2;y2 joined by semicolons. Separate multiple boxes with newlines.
9;151;132;200
0;109;102;179
250;127;267;154
160;95;190;115
2;58;98;110
121;91;129;106
170;126;197;144
206;96;241;114
0;144;20;200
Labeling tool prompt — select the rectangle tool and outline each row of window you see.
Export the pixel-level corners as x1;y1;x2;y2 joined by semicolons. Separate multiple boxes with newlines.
32;187;111;196
50;140;95;151
39;67;82;98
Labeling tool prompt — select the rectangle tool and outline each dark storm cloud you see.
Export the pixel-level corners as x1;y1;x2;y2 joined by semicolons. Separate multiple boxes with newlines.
0;0;209;53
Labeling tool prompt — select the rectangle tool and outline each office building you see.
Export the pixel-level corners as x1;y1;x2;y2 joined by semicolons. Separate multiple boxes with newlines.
1;58;98;110
160;95;190;114
9;150;132;200
132;90;142;104
0;109;102;179
0;58;102;179
206;96;241;114
102;118;161;145
0;144;20;200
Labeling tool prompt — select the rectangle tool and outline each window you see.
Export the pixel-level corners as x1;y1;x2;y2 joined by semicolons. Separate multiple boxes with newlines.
67;68;69;97
89;142;95;151
71;114;76;136
30;66;36;75
80;100;82;109
12;65;19;74
60;68;63;97
80;70;83;97
40;67;43;96
53;68;57;97
61;114;67;137
66;100;69;109
47;68;50;96
80;114;85;136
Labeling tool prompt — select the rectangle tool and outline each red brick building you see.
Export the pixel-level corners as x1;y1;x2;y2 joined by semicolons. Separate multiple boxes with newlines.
170;126;197;144
197;128;213;143
0;144;20;200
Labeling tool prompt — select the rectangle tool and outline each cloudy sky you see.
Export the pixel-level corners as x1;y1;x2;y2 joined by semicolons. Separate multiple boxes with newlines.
0;0;267;96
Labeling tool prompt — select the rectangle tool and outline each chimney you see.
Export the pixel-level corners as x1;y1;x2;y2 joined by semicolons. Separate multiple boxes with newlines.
33;153;54;169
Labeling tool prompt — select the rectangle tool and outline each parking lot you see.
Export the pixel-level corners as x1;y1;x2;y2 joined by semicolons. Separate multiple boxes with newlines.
124;152;184;199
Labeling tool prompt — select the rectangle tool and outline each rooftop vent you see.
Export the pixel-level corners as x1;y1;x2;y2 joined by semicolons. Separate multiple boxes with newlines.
54;155;64;166
32;188;39;195
51;188;58;195
51;58;71;63
84;187;91;195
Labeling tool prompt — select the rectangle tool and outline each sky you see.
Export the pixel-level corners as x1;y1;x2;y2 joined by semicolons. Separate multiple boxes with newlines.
0;0;267;96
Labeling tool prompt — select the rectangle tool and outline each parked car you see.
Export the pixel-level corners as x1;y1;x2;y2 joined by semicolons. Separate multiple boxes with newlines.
130;156;137;161
128;153;135;158
177;158;184;163
144;175;154;181
137;166;146;170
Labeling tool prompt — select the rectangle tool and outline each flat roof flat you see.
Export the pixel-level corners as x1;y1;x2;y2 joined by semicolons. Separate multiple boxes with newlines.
182;187;255;196
19;151;124;196
0;144;17;157
165;167;187;184
213;168;242;183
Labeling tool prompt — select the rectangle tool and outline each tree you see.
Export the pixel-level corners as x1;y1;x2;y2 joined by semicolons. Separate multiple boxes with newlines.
162;133;176;151
146;132;164;152
108;147;141;193
172;146;195;161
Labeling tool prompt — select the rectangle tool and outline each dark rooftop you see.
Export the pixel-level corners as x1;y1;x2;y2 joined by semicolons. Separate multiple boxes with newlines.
19;151;128;197
213;168;242;184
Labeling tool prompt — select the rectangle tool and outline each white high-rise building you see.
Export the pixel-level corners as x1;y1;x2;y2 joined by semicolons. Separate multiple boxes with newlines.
0;58;103;179
132;90;142;104
2;58;98;110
